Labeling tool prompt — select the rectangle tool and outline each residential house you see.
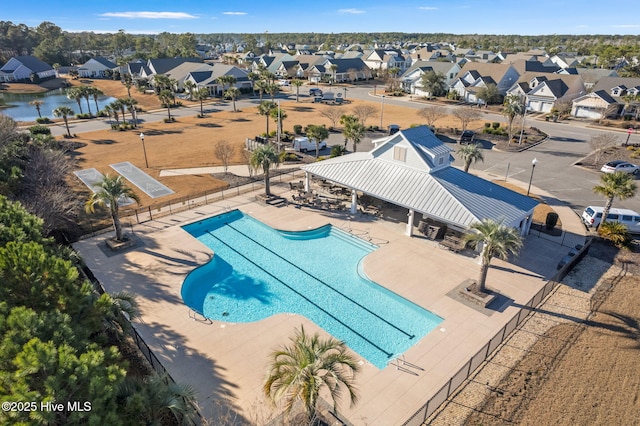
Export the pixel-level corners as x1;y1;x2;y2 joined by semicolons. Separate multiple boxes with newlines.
363;49;409;73
77;57;118;78
571;90;620;119
450;62;520;103
164;62;214;91
146;57;203;76
575;68;618;90
591;76;640;117
520;74;586;113
183;64;251;96
0;56;55;82
125;60;151;78
400;60;462;95
321;58;372;82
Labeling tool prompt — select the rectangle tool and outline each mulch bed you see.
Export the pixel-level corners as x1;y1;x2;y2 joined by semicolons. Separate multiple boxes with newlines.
574;145;640;172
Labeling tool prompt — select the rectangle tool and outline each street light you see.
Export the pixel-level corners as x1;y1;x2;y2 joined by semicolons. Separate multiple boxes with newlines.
526;157;538;196
139;132;148;168
380;95;385;129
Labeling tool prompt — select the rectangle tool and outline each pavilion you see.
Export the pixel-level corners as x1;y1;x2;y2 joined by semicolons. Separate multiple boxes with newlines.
300;126;538;237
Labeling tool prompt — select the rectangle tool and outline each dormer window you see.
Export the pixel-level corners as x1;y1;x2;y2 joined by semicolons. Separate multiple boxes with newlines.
393;146;407;162
438;157;444;165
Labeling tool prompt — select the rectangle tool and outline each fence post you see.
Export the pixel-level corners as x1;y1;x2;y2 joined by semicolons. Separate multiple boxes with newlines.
148;206;153;221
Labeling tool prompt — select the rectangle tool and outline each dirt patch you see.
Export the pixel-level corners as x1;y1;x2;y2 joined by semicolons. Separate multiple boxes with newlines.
465;239;640;426
576;144;640;172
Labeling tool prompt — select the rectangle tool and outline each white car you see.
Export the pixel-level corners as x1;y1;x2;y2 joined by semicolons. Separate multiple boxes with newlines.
600;160;639;174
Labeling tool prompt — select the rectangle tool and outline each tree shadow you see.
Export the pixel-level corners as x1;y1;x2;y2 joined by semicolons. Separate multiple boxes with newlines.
196;123;222;128
231;117;251;122
142;129;184;136
586;310;640;349
91;139;118;145
548;136;585;143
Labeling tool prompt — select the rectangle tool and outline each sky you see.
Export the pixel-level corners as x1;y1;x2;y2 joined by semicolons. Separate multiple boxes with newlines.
5;0;640;36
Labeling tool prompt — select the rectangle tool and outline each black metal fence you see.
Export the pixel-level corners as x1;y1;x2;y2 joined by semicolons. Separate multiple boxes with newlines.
401;239;592;426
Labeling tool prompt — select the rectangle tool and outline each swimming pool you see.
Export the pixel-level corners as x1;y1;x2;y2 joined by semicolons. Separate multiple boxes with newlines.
181;210;442;369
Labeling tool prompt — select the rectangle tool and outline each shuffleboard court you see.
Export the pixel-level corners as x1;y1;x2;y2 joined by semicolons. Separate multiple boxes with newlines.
73;168;134;206
110;162;174;198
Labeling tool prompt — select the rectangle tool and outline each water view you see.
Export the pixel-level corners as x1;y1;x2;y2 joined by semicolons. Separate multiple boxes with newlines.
0;89;116;122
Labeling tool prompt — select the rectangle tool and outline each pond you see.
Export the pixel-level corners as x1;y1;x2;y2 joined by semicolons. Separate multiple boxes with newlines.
0;89;116;122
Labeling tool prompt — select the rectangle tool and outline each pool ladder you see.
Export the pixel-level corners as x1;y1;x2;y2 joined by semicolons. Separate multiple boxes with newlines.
389;355;424;376
188;308;212;324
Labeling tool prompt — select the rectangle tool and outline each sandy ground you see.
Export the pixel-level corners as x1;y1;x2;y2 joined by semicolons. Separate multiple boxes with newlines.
464;240;640;426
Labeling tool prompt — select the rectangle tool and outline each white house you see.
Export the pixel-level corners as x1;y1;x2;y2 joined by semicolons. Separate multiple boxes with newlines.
400;60;461;95
77;57;118;78
451;62;520;103
571;90;620;120
0;56;55;82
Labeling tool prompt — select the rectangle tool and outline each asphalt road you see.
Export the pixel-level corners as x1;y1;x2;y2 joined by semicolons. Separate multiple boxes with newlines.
43;82;640;216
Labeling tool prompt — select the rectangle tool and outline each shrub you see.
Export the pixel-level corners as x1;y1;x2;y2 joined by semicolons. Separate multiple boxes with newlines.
545;212;559;230
28;124;51;135
492;122;500;129
598;221;630;248
484;122;491;128
35;117;51;124
293;124;303;134
330;145;347;157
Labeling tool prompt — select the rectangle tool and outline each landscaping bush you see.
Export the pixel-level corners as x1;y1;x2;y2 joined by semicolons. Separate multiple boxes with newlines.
75;113;92;119
545;212;559;230
35;117;51;124
598;221;630;248
293;124;303;135
484;122;492;128
492;122;500;129
28;124;51;135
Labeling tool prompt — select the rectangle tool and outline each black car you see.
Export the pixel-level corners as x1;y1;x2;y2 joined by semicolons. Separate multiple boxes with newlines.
459;130;475;144
309;88;323;96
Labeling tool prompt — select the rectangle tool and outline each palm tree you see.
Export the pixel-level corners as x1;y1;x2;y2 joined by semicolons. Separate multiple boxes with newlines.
67;87;84;114
193;87;210;117
329;63;339;83
258;100;277;136
264;326;360;423
265;83;279;101
122;73;133;98
593;171;637;229
107;100;122;127
183;80;196;100
85;174;140;241
225;87;241;112
503;94;525;143
341;114;365;152
122;97;138;127
255;79;268;101
78;85;93;116
99;291;139;339
270;107;287;142
291;79;304;102
117;373;198;425
218;75;237;92
115;98;128;125
30;100;44;118
464;219;523;294
457;143;484;172
247;71;260;96
250;145;280;196
306;124;330;158
52;106;74;137
158;89;174;121
89;87;104;114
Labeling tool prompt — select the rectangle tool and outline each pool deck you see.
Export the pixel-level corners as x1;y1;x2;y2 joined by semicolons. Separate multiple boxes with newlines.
73;180;586;425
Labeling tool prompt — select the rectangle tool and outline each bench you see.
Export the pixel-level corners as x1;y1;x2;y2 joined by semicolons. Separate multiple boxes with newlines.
439;234;466;252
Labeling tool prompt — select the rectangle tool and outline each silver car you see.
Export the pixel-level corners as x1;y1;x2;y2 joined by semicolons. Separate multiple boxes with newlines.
600;160;639;174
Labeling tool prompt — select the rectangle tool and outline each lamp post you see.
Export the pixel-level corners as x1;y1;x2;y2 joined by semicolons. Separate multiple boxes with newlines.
526;157;538;196
139;132;148;168
380;95;385;129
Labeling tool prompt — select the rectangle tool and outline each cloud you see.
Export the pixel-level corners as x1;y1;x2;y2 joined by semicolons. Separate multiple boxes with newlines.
418;7;438;10
100;11;198;19
338;8;365;14
222;12;247;15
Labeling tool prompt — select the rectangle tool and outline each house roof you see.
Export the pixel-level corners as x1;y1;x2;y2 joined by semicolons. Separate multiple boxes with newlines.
300;126;537;229
147;57;203;75
592;76;640;94
509;59;560;74
2;56;53;73
88;57;117;69
326;58;369;73
573;89;617;105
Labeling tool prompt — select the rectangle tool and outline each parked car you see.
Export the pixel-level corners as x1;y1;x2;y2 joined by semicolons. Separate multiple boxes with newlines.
600;160;639;174
388;124;400;135
459;130;475;144
277;79;290;87
581;206;640;232
309;88;323;96
293;137;326;153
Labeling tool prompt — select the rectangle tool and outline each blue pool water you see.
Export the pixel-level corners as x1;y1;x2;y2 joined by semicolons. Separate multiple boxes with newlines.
181;210;442;369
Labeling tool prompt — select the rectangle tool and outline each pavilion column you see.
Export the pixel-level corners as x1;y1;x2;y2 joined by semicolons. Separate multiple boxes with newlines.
350;190;358;214
406;209;415;237
304;172;311;192
524;214;534;235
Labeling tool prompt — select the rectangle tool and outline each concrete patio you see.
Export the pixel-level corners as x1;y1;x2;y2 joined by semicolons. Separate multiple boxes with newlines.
73;180;586;425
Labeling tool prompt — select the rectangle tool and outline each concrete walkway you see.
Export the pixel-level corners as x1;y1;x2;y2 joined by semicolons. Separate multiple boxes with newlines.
73;179;585;425
159;163;301;178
